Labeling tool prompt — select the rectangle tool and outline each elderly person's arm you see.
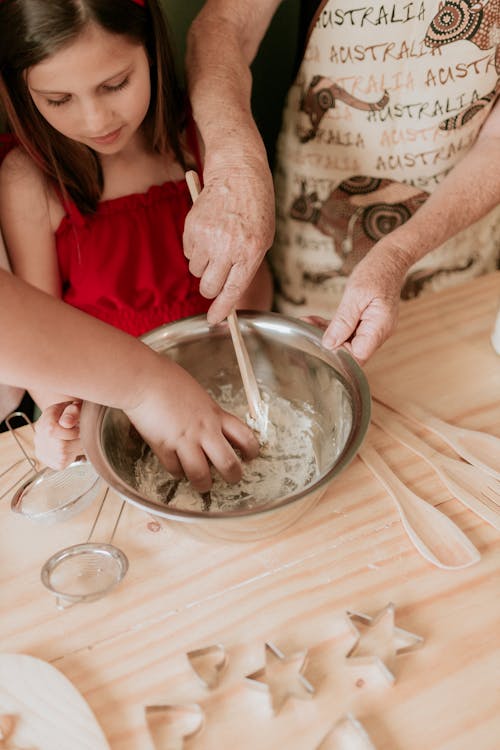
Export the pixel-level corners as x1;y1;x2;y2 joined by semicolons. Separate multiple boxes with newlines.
185;0;282;323
322;98;500;363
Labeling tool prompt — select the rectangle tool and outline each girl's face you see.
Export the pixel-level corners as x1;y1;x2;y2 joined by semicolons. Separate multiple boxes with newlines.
27;23;151;155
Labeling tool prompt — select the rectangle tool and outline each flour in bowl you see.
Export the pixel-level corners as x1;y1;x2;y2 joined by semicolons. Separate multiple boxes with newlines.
134;386;320;513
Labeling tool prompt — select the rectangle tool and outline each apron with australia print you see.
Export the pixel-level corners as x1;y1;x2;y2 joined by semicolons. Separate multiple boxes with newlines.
271;0;500;317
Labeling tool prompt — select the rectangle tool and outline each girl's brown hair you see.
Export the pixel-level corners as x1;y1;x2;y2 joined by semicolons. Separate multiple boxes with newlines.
0;0;185;214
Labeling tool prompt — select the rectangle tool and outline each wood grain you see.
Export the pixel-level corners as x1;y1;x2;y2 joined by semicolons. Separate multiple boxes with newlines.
0;273;499;749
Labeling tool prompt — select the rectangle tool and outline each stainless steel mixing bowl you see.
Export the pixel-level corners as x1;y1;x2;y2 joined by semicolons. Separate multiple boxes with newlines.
80;313;370;542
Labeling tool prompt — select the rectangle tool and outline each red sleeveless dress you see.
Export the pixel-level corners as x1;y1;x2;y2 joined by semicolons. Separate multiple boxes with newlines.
54;120;210;336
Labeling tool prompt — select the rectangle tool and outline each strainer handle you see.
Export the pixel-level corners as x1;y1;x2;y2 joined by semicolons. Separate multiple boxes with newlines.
108;500;126;544
86;487;109;542
5;411;37;471
86;488;125;544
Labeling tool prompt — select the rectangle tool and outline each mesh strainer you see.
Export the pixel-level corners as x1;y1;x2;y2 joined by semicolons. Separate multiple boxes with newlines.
5;411;103;523
11;459;102;523
41;489;129;608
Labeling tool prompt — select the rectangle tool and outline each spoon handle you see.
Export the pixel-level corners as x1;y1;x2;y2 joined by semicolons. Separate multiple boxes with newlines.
371;385;500;482
371;384;447;432
226;309;264;423
373;402;500;530
185;170;266;427
371;402;436;460
359;443;411;503
359;443;480;570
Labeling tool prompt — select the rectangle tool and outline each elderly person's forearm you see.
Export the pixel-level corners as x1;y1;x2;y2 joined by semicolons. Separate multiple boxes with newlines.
322;101;500;363
183;0;280;323
384;100;500;269
186;0;281;159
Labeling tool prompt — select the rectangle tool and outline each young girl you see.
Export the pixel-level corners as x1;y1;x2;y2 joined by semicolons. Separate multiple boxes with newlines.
0;0;271;481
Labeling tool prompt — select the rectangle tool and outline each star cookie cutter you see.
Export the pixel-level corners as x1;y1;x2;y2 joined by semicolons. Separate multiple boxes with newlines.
245;641;315;714
316;713;376;749
345;602;424;684
186;644;228;689
0;716;14;743
145;703;204;750
0;714;35;750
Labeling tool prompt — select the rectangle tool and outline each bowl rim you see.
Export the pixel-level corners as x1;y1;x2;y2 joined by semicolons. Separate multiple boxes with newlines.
81;312;371;522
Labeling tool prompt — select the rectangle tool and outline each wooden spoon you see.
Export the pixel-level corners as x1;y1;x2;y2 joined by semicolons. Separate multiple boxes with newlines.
359;442;480;569
371;401;500;531
372;384;500;481
185;170;267;431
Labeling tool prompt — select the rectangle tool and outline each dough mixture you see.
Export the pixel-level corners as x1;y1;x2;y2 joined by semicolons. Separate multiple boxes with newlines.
134;385;321;513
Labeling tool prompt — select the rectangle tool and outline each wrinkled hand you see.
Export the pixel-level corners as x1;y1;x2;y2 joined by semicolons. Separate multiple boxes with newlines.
125;356;260;492
320;241;412;364
183;155;275;323
34;400;83;470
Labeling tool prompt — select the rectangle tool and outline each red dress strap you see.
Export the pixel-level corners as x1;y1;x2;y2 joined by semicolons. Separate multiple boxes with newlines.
52;184;86;228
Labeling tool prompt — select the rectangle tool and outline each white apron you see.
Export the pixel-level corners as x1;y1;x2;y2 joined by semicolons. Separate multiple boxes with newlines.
271;0;500;316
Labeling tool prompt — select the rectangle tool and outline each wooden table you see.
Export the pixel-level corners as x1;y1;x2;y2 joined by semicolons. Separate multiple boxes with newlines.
0;273;499;749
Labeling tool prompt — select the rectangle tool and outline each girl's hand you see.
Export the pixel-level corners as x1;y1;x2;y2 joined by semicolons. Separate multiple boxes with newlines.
34;401;83;470
124;359;260;493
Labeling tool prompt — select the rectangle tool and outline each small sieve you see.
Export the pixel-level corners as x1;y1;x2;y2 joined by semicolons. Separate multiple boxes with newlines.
41;488;129;609
11;459;102;524
5;411;102;523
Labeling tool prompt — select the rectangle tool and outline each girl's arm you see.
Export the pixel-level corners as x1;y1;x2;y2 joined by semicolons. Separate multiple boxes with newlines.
0;147;68;407
0;270;259;489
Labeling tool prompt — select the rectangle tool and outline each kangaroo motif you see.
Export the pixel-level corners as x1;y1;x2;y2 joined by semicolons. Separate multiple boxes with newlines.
288;176;476;299
290;176;427;276
299;77;389;142
424;0;500;129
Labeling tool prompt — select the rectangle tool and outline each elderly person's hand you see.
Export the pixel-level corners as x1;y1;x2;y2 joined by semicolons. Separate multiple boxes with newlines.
318;240;413;364
182;152;275;324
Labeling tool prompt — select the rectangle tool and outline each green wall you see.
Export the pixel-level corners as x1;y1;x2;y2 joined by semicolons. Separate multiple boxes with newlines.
162;0;299;164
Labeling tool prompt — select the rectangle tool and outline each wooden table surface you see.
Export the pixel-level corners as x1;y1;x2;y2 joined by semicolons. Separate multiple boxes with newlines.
0;272;499;749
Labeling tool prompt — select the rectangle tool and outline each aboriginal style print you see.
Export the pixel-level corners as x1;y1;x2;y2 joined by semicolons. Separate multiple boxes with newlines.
424;0;500;129
271;0;500;317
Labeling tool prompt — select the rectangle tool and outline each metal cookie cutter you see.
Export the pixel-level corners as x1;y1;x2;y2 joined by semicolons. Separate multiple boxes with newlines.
345;602;424;684
245;641;315;714
186;644;228;689
145;704;204;750
0;713;33;750
316;713;376;749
